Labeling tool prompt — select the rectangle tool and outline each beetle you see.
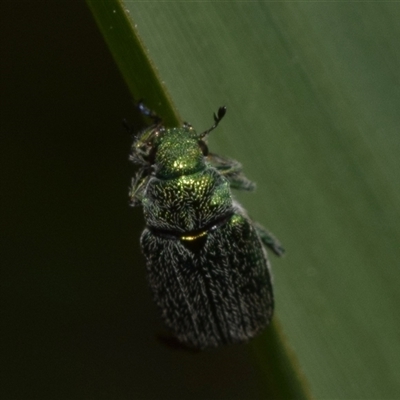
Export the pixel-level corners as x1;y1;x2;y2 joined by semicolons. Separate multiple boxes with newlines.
128;103;284;349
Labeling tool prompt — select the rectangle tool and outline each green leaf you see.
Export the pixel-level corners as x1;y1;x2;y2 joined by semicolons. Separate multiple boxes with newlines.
86;0;179;127
87;1;400;399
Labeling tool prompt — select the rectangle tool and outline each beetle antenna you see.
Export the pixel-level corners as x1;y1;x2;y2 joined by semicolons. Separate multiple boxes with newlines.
123;101;163;138
137;100;162;126
199;106;227;138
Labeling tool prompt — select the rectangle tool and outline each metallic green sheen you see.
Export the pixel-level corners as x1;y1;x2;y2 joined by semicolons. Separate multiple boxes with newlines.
143;167;232;233
154;127;205;179
129;105;284;349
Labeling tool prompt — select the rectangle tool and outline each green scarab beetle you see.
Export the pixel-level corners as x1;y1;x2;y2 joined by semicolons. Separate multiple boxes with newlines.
129;103;284;349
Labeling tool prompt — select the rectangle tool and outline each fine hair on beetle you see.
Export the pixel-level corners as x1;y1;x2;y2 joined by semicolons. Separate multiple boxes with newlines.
127;102;284;349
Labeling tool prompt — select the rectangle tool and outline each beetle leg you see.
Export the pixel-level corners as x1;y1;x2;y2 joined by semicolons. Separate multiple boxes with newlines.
207;153;256;191
136;100;162;125
129;168;148;207
254;222;285;256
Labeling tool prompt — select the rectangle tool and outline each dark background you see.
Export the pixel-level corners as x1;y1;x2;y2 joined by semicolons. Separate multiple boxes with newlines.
1;1;261;399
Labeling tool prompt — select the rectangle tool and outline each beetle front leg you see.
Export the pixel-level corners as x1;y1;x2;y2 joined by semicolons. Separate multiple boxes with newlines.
129;168;149;207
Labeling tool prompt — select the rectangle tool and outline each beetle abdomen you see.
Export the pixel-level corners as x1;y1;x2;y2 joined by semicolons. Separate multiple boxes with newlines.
141;211;273;349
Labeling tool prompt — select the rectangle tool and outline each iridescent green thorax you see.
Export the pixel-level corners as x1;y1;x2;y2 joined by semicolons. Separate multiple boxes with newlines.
154;127;206;179
143;168;232;233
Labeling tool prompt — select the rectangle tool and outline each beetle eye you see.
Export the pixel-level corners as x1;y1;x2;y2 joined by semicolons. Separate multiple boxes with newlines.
198;140;209;156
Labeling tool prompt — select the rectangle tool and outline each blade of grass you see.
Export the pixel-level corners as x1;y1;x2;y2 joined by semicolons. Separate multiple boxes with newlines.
86;1;314;399
86;0;179;127
126;3;400;399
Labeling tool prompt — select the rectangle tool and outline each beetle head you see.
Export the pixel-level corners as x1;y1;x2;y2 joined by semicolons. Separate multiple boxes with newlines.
153;126;207;179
